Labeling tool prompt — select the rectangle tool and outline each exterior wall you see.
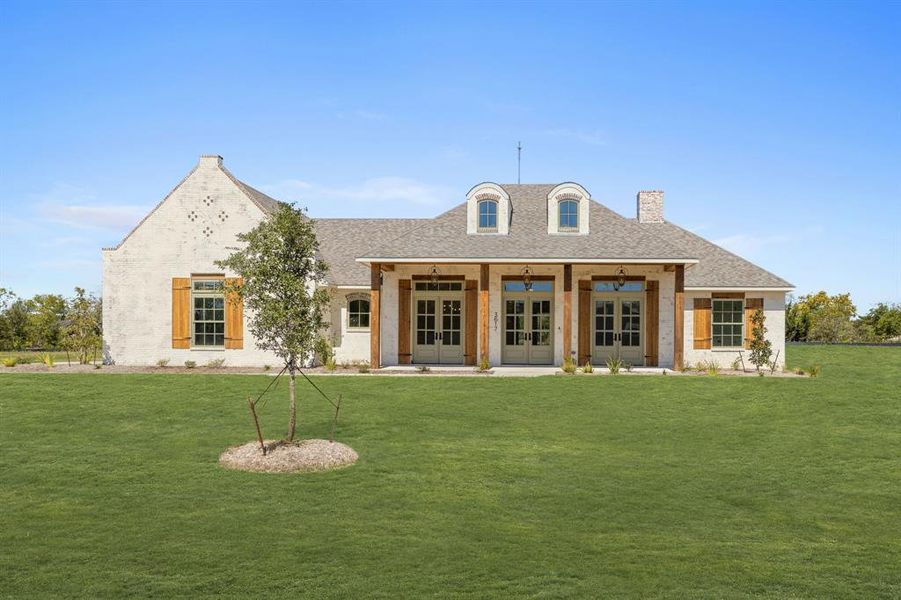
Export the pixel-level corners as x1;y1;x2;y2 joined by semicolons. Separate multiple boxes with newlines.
683;291;787;369
102;157;280;367
327;287;372;364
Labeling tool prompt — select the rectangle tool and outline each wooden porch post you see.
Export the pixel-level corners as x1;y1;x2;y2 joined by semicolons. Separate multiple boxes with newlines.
479;264;489;365
673;264;684;371
563;264;572;363
370;263;381;368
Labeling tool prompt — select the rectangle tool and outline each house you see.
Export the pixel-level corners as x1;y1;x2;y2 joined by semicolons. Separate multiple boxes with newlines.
102;155;792;369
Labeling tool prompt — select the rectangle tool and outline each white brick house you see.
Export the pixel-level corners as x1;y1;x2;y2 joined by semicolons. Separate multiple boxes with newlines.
103;156;793;369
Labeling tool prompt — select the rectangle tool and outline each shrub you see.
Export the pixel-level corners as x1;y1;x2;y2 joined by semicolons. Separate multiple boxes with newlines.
416;365;431;373
706;362;720;376
206;358;226;368
2;356;17;367
42;353;54;368
748;308;773;372
695;360;709;373
625;362;633;373
808;365;821;378
184;360;196;369
561;356;577;374
156;358;170;368
324;358;337;371
582;361;593;374
605;355;623;375
731;356;743;371
356;361;370;374
477;357;491;372
263;364;271;371
314;337;334;367
681;361;692;373
795;368;805;376
93;363;102;370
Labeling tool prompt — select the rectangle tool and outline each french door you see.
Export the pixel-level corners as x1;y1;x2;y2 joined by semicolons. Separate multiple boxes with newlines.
591;295;643;366
412;295;464;364
502;292;554;364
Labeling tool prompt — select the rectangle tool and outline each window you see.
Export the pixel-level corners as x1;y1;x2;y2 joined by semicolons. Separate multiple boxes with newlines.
594;281;644;292
192;279;224;347
348;296;370;329
712;299;743;347
502;281;553;292
478;200;497;231
414;281;463;291
559;200;579;230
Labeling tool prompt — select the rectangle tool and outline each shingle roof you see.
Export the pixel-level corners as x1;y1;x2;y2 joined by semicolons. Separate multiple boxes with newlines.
310;183;791;289
314;218;425;286
642;222;793;288
234;180;284;215
359;184;695;262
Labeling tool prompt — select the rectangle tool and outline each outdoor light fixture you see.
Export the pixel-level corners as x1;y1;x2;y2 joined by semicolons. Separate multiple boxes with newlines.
429;265;440;285
521;265;534;291
613;266;627;291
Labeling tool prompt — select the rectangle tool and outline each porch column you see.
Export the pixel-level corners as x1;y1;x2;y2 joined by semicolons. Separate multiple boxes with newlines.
563;264;572;362
370;263;381;368
673;264;684;370
479;264;489;364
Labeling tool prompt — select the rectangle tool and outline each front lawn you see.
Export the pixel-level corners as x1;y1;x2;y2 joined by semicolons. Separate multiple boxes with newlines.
1;345;899;598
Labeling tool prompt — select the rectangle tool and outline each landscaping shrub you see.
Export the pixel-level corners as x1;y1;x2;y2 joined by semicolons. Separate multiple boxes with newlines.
2;356;17;367
324;358;337;371
314;337;334;367
155;358;170;368
416;365;431;373
356;361;370;373
478;357;491;372
561;356;577;374
706;362;720;376
206;358;226;368
41;353;54;368
184;360;196;369
808;365;821;378
606;355;623;375
582;361;593;374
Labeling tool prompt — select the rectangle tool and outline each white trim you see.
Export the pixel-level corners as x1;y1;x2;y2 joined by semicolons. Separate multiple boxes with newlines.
685;286;793;292
333;285;371;289
356;257;700;265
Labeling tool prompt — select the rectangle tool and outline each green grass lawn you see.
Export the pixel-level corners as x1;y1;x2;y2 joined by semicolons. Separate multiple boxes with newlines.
2;345;900;598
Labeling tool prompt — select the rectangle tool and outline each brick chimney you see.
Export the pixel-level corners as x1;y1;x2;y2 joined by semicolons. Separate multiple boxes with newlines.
637;190;664;223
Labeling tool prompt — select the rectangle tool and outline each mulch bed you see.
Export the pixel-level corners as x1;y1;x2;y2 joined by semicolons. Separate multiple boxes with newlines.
219;439;358;473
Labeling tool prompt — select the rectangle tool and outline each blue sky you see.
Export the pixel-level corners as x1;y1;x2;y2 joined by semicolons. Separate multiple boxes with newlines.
1;1;898;311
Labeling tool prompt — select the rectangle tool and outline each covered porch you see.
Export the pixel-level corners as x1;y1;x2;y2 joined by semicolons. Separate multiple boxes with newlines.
364;260;691;370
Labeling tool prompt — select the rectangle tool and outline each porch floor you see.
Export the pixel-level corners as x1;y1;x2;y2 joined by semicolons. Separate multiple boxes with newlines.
377;365;674;377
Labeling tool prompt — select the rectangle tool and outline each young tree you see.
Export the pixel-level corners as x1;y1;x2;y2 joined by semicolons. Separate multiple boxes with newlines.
62;287;102;364
216;204;329;443
748;308;773;372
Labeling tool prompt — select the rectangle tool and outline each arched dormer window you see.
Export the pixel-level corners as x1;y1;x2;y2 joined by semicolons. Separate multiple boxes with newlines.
547;183;590;234
466;183;511;235
478;199;498;231
558;199;579;231
347;294;370;330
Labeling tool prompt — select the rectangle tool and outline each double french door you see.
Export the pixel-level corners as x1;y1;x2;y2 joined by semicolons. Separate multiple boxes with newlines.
502;291;554;364
592;295;643;366
412;295;464;364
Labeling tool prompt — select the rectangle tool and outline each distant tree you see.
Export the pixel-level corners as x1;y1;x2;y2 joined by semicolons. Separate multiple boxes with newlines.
857;303;901;342
784;296;810;341
62;287;103;364
26;294;67;348
748;308;773;372
789;291;857;343
215;204;329;442
4;298;32;350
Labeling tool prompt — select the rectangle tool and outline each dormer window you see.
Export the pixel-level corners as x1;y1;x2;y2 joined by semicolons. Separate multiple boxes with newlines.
558;200;579;231
478;200;498;231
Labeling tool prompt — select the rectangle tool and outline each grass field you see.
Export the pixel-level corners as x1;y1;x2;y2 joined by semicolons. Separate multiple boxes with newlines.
1;345;899;598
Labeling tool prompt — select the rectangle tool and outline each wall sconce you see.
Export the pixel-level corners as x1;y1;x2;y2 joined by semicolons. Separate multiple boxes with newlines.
521;265;533;291
429;265;440;285
613;266;627;291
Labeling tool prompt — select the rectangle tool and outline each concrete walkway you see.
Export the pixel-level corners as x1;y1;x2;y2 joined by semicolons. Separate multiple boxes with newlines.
376;365;675;377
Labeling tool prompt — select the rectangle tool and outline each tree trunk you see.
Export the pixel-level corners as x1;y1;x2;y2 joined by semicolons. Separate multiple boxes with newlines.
287;362;297;442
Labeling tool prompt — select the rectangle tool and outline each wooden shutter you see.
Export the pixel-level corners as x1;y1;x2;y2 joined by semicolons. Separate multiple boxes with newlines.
744;298;764;349
171;277;191;349
464;280;477;366
578;280;591;365
693;297;712;349
645;280;659;366
398;279;412;364
224;277;244;349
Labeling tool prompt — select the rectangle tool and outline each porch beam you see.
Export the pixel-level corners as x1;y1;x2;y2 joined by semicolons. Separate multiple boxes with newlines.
479;264;489;364
563;264;572;363
673;264;684;371
370;263;381;368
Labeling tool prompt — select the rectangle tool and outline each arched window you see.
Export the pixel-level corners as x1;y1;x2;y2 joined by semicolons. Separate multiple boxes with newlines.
478;199;498;231
347;296;370;329
559;199;579;230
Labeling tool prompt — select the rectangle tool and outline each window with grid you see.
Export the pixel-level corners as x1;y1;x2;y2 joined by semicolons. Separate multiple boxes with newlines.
348;297;370;329
192;280;224;347
712;299;743;347
559;200;579;230
478;200;497;231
